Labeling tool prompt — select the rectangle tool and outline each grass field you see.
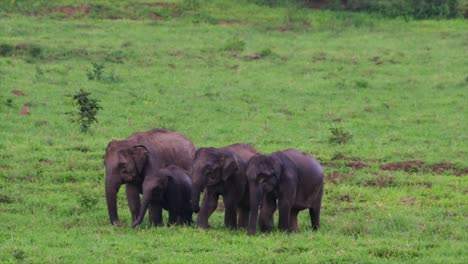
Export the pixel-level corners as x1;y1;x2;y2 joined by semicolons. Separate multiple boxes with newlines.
0;0;467;263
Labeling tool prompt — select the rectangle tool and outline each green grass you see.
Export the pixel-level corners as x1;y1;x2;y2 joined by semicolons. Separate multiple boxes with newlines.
1;0;467;263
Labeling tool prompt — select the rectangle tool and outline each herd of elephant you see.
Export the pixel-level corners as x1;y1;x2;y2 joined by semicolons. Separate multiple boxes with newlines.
104;128;324;235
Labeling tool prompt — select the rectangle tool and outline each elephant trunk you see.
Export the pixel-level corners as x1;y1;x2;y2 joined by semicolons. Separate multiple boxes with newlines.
191;181;203;213
132;192;151;228
247;183;262;235
105;172;122;226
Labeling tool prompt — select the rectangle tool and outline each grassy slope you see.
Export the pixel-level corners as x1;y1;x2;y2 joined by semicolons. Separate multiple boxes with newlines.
0;0;467;263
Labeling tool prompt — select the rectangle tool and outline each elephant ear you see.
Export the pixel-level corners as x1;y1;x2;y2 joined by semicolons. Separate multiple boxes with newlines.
132;145;148;177
222;152;239;181
158;174;169;190
246;156;260;182
272;155;284;181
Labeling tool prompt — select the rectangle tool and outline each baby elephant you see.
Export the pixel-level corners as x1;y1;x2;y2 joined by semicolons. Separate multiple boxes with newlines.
132;165;193;228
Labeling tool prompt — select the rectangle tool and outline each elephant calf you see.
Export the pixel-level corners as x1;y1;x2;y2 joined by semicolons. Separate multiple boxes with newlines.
132;165;193;228
246;148;324;235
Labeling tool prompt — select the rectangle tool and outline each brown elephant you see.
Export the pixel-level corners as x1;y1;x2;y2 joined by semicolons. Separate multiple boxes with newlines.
104;128;196;226
191;144;259;229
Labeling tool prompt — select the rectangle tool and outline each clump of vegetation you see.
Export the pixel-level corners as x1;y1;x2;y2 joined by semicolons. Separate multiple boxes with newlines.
222;38;246;53
329;127;353;144
0;43;14;56
68;89;102;132
86;63;120;83
86;63;105;81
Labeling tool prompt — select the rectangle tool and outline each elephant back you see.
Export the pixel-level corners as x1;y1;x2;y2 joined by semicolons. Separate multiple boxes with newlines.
128;129;196;171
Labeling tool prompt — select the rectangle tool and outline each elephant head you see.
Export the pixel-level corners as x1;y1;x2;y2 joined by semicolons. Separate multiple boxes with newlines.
131;173;169;228
104;141;148;225
191;148;240;213
246;154;283;235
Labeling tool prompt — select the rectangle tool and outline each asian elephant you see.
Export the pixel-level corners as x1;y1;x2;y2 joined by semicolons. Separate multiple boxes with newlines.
132;165;193;228
246;149;324;235
191;144;259;229
104;128;196;226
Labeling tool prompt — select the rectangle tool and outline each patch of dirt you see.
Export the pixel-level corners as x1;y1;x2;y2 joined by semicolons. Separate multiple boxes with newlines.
136;2;175;8
381;160;425;172
19;106;30;115
149;12;164;20
247;54;261;60
430;163;454;174
55;5;91;16
348;160;365;170
340;194;351;202
11;89;26;96
278;26;289;32
371;56;384;65
400;197;416;205
327;171;354;184
55;5;90;15
455;168;468;176
312;52;327;62
218;20;243;26
366;174;395;188
38;159;54;166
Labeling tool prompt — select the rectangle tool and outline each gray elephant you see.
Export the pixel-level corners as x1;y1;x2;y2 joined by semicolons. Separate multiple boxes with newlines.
104;128;196;226
132;165;193;228
246;149;324;235
191;144;259;229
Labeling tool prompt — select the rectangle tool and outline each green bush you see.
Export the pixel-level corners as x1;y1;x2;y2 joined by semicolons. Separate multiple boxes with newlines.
68;89;102;132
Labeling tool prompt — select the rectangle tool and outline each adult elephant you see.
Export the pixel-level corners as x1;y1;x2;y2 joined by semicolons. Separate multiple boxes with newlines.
104;128;196;226
191;144;259;229
246;149;324;235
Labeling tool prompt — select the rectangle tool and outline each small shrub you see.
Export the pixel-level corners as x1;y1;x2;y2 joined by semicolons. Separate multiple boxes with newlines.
87;63;121;83
259;48;274;57
0;43;14;56
222;38;246;53
13;249;26;261
68;89;102;132
354;79;369;88
86;63;105;81
4;98;14;108
329;127;353;144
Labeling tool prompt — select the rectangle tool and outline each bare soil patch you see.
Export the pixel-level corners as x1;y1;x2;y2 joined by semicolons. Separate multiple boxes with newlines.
11;89;26;96
381;160;425;172
55;5;90;16
327;171;354;184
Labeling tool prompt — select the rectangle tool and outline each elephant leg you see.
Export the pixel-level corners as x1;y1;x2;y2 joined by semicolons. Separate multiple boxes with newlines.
259;194;276;233
149;204;163;226
168;210;177;226
309;207;320;230
125;183;141;222
197;192;218;229
223;196;237;229
278;200;292;233
289;208;300;232
237;207;249;228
